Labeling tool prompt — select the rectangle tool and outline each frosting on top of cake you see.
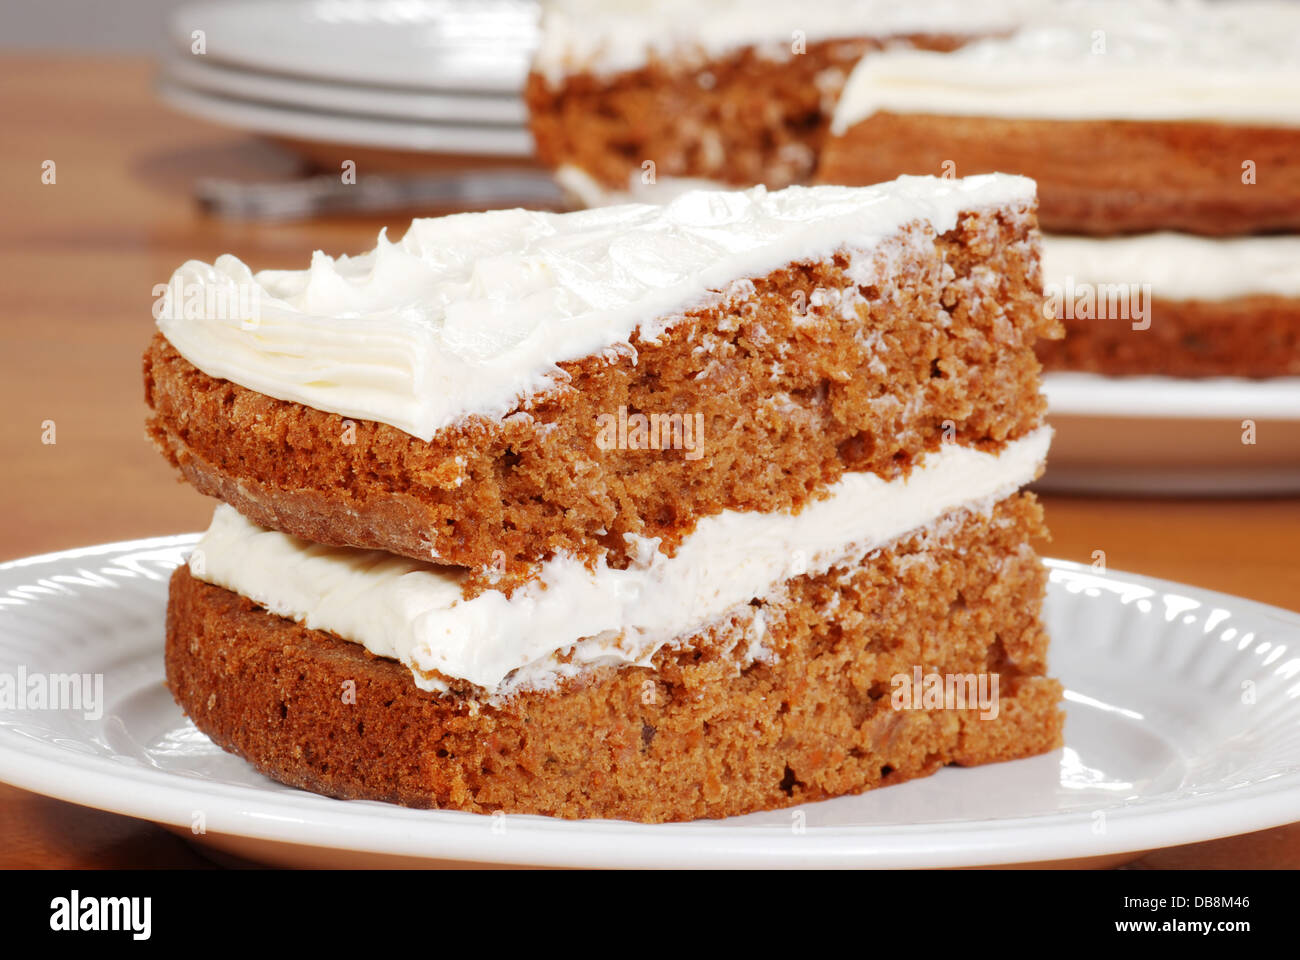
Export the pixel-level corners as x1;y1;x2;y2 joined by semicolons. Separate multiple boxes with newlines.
155;174;1035;440
191;427;1052;697
531;0;1041;86
832;0;1300;132
1043;233;1300;302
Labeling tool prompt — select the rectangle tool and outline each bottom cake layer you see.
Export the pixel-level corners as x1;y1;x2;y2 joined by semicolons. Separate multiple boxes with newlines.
165;494;1063;823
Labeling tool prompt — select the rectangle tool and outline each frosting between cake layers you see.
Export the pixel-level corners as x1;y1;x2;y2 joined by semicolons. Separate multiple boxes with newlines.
531;0;1041;87
189;427;1052;698
832;0;1300;132
155;174;1035;440
1043;233;1300;302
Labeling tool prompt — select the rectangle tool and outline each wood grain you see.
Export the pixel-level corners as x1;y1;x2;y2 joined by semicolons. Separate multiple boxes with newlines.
1;56;1296;868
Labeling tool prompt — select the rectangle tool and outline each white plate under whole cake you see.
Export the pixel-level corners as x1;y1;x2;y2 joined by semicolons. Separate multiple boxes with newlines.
0;536;1297;869
1041;374;1300;495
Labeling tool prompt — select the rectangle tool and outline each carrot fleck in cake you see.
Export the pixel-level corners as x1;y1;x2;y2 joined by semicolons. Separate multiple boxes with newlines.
526;0;1036;206
148;174;1064;822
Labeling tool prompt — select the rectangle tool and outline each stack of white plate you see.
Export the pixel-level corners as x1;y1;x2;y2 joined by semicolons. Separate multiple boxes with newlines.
158;0;539;158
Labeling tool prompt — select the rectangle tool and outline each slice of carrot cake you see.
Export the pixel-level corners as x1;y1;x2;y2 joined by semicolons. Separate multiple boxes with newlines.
526;0;1037;206
149;174;1063;822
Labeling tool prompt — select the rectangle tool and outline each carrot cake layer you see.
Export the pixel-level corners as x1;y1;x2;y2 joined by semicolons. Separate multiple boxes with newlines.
821;0;1300;236
527;0;1034;201
147;174;1053;591
167;491;1061;822
1037;233;1300;377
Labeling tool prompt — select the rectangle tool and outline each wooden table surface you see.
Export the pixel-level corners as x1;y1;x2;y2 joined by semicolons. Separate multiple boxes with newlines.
1;57;1296;869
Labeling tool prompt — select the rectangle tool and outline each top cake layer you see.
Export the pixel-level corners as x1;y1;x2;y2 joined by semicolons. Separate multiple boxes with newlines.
155;174;1034;440
832;0;1300;132
530;0;1038;87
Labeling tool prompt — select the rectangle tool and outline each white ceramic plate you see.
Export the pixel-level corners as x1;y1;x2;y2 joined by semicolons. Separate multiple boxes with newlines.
0;536;1297;868
157;80;535;157
170;0;538;93
159;52;529;126
1041;373;1300;494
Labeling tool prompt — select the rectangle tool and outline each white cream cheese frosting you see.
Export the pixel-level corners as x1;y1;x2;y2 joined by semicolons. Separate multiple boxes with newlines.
1044;233;1300;302
531;0;1041;87
832;0;1300;133
155;174;1035;440
190;427;1051;697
